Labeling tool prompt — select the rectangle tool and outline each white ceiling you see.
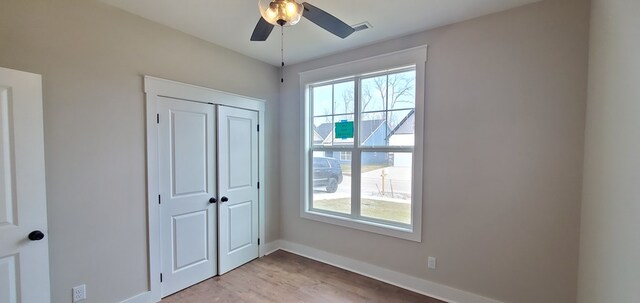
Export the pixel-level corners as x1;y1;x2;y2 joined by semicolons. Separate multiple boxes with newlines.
100;0;539;66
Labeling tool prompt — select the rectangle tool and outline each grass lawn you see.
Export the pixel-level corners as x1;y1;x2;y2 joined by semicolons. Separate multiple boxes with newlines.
313;198;411;224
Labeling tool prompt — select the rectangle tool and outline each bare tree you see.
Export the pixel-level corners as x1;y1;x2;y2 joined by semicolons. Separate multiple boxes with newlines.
338;88;354;114
315;72;415;126
360;73;415;125
387;73;414;110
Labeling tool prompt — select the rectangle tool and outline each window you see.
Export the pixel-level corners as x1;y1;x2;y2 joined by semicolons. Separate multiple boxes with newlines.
301;47;426;241
339;152;352;161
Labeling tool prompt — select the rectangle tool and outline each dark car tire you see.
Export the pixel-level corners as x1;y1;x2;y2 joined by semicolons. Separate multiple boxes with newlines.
326;178;338;193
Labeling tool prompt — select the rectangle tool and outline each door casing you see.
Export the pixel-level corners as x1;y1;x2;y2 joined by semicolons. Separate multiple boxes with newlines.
144;76;266;303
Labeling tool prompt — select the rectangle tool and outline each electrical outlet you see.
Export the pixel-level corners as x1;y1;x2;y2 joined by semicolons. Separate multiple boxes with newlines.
72;284;86;302
427;257;437;270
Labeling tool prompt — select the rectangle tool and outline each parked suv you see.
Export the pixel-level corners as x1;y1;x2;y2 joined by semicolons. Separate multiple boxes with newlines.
313;157;343;193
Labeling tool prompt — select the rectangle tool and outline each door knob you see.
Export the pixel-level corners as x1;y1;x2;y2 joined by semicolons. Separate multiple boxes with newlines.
209;197;217;204
220;196;229;202
28;230;45;241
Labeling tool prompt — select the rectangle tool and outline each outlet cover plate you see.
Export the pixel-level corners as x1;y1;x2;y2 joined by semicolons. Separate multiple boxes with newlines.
428;257;437;269
72;284;86;302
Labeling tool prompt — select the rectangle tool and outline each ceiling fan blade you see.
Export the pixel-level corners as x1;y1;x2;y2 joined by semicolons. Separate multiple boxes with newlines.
250;17;275;41
302;2;355;39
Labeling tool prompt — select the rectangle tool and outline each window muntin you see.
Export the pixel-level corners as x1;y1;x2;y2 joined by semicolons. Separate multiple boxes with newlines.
360;69;416;147
339;151;352;161
308;66;416;229
312;80;355;147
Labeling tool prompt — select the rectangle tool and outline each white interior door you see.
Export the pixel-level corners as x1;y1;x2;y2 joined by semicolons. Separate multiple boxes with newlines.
158;97;217;297
218;106;259;274
0;67;50;303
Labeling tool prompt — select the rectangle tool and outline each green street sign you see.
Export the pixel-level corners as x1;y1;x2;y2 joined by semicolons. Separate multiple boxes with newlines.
335;120;354;139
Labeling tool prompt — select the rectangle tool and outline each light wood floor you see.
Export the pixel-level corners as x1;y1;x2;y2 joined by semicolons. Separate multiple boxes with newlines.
161;250;445;303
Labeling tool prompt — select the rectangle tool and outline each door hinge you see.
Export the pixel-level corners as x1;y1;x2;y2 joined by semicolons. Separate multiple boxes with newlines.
158;194;161;205
160;273;163;283
258;238;260;245
156;113;159;124
257;124;260;132
257;182;260;189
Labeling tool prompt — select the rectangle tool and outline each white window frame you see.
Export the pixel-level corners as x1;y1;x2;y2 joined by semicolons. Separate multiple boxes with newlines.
339;151;352;161
300;46;427;242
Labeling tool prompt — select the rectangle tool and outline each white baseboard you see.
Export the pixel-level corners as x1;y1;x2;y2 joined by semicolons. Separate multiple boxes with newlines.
129;241;501;303
263;240;283;256
269;240;503;303
120;291;151;303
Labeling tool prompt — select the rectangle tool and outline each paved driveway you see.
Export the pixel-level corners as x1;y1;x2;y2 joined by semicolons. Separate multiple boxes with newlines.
314;166;412;203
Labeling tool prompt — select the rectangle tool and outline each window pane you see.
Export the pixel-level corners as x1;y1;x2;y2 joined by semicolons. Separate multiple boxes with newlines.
360;112;388;147
360;76;386;112
333;81;354;115
388;71;416;110
312;152;351;215
359;70;416;148
333;114;354;146
387;110;415;147
339;151;352;161
312;85;332;117
313;116;333;146
360;152;412;224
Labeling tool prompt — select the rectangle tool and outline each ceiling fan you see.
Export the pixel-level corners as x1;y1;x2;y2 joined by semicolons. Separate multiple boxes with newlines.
250;0;355;41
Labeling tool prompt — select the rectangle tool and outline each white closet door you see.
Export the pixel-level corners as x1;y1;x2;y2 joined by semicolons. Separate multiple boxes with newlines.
158;97;217;297
217;106;259;274
0;67;50;303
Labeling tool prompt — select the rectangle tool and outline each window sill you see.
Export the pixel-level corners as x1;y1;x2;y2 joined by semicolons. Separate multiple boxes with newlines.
301;209;421;242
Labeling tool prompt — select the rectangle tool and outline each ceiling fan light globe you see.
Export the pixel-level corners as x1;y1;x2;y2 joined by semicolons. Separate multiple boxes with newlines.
265;7;278;20
286;2;298;14
285;1;303;23
258;0;303;26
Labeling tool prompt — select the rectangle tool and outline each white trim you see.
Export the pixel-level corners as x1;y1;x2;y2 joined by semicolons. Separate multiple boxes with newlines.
299;45;429;84
299;47;427;242
263;240;283;256
144;76;267;302
125;240;502;303
301;211;419;241
276;240;504;303
144;76;265;111
145;86;161;303
119;291;151;303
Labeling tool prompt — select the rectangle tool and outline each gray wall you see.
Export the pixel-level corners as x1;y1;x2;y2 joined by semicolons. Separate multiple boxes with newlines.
278;0;590;302
577;0;640;302
0;1;280;302
0;0;602;302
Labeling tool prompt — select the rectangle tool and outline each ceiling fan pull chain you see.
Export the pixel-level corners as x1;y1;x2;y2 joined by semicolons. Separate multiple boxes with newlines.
281;25;284;83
